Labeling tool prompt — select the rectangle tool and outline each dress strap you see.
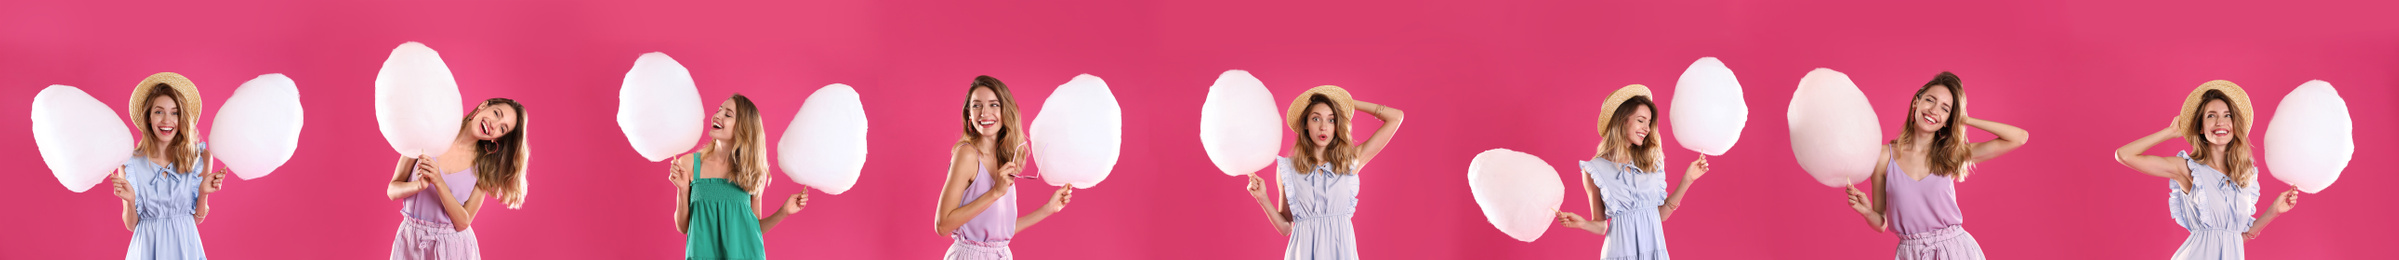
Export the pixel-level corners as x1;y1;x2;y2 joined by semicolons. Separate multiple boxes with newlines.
690;150;704;185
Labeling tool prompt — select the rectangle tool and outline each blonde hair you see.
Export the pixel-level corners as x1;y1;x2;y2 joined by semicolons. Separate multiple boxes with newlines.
1894;72;1971;177
1601;96;1661;172
2186;91;2255;187
465;98;531;206
1290;95;1356;175
959;76;1027;167
133;84;202;173
718;94;771;194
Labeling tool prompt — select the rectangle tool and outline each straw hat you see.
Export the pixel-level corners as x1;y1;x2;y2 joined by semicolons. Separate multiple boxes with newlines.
2176;80;2252;140
1286;85;1355;133
129;72;203;136
1597;84;1663;164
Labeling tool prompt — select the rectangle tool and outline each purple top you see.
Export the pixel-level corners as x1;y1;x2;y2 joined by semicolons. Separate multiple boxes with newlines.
1884;150;1965;235
402;165;478;224
953;162;1016;243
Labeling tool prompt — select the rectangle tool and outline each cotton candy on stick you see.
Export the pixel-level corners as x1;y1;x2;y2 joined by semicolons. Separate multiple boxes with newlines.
617;52;705;162
2264;80;2353;193
209;74;305;180
1200;70;1282;176
32;85;135;192
778;84;868;195
1030;74;1122;188
1468;149;1564;242
1671;57;1749;156
1787;68;1881;187
375;42;463;158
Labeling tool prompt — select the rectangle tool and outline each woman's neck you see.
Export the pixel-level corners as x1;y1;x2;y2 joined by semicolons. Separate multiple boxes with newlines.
2204;143;2230;170
974;135;999;157
1903;130;1936;153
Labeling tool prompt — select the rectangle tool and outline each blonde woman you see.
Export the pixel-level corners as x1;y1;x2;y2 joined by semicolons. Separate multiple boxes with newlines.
386;97;531;259
1841;72;2030;260
1554;85;1711;260
667;93;806;260
110;72;228;260
2112;81;2299;260
1245;85;1405;260
935;76;1076;260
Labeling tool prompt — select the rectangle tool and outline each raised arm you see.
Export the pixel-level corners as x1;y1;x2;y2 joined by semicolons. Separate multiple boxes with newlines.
1846;145;1894;232
113;168;137;231
1246;172;1294;236
2115;123;2192;181
2244;184;2298;240
1659;156;1709;220
1962;117;2030;164
670;154;694;233
1015;184;1072;232
1350;100;1404;167
935;143;1009;236
388;156;429;200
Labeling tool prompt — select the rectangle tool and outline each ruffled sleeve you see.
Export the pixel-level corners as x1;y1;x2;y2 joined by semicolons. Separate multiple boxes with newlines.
1581;160;1640;218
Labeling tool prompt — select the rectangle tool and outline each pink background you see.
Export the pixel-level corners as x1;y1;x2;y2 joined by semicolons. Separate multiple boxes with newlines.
5;0;2395;259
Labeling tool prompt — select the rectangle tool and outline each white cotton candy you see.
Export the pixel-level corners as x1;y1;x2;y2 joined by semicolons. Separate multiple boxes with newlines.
32;85;135;193
617;52;705;162
778;84;869;195
209;74;305;180
1200;70;1282;176
1468;149;1564;242
1031;74;1122;188
374;42;463;157
1787;68;1882;187
1670;57;1749;156
2264;80;2352;193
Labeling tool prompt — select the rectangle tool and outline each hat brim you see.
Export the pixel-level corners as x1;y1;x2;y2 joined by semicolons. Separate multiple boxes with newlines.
1287;85;1356;134
128;72;203;135
2176;80;2253;139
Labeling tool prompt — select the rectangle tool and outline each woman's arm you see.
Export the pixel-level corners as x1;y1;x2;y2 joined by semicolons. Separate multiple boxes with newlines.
388;157;428;200
1246;173;1294;236
415;157;483;231
671;154;694;234
1015;185;1073;232
1350;101;1405;167
1847;146;1893;232
935;144;1009;236
1556;165;1608;235
113;168;137;231
1659;156;1709;220
1963;117;2031;164
760;193;803;232
2244;187;2297;240
2115;123;2193;182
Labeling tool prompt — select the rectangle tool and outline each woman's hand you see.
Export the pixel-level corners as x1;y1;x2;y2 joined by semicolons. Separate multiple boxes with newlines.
781;192;808;215
2270;189;2299;214
1556;211;1607;235
1044;185;1074;213
1246;173;1269;200
111;170;135;201
1684;156;1711;182
991;162;1020;195
198;167;226;195
414;156;447;189
668;155;692;189
1845;183;1874;215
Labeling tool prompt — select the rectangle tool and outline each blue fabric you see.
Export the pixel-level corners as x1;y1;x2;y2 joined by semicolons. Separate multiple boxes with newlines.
123;143;208;260
1582;159;1669;260
2168;151;2260;260
1278;157;1359;260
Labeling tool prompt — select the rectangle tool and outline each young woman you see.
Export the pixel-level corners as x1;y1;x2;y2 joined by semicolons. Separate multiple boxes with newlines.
935;76;1076;260
1841;72;2030;260
2111;81;2299;260
1244;85;1405;260
667;94;807;260
110;72;228;260
1553;85;1711;260
386;97;531;259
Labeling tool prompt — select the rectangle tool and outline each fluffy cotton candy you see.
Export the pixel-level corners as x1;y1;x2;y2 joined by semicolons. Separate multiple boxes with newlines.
1468;149;1564;242
32;85;135;192
1031;74;1123;188
1671;57;1749;156
2264;80;2352;193
210;74;305;180
617;52;706;162
1787;68;1881;187
778;84;869;195
1200;70;1282;176
374;42;463;157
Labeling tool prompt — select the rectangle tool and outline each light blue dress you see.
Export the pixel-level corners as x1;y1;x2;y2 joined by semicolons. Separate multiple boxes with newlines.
1278;157;1359;260
2168;151;2259;260
124;144;208;260
1582;159;1669;260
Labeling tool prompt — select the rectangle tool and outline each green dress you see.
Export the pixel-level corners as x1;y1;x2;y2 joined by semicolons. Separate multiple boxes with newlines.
685;153;766;260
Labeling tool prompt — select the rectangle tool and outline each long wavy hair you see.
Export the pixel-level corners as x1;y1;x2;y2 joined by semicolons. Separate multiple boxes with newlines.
2186;90;2254;187
134;84;203;173
1290;94;1356;175
715;94;771;194
959;75;1026;167
1892;72;1972;177
464;98;530;207
1602;96;1661;172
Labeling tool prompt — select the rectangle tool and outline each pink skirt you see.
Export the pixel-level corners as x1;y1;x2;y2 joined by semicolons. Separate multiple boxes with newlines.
391;217;480;260
1894;225;1984;260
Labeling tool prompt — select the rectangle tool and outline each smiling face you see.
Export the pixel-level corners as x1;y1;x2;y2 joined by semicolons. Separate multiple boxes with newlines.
1911;86;1957;133
708;99;738;141
1305;104;1338;147
2197;100;2236;145
467;102;520;141
145;95;182;143
1622;106;1653;146
968;87;1005;137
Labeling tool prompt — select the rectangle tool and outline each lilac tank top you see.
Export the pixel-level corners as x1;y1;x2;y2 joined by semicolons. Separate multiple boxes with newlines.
953;162;1016;242
1884;150;1964;235
402;166;478;224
